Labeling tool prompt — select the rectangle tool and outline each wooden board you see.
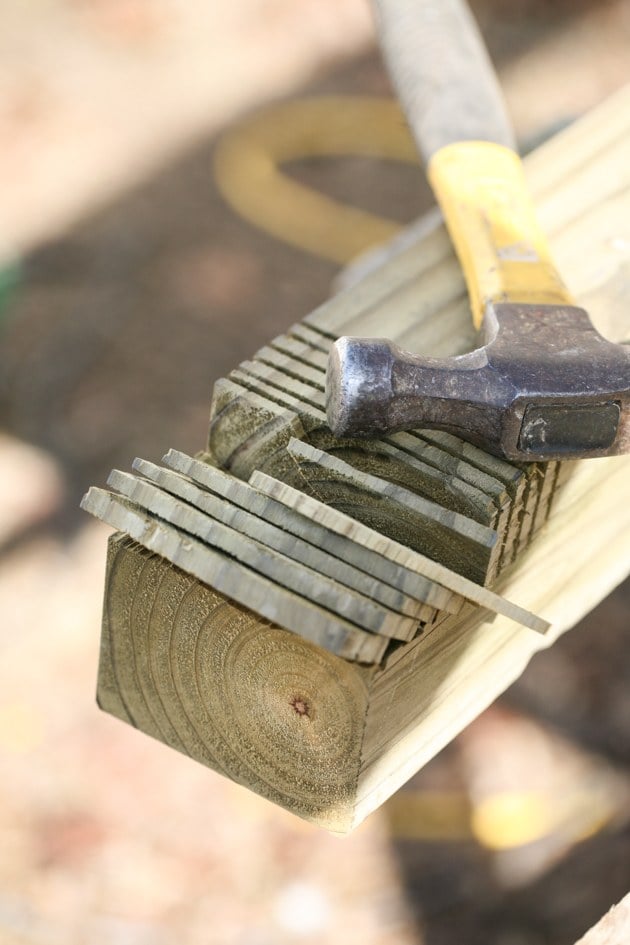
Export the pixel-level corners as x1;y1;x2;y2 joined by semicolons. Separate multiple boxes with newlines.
83;86;630;833
354;451;630;828
106;469;422;640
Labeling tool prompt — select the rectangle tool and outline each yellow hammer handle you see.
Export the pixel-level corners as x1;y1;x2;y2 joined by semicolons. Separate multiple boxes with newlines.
428;141;574;329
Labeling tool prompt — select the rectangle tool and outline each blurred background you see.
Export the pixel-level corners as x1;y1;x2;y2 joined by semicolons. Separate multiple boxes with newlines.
0;1;629;943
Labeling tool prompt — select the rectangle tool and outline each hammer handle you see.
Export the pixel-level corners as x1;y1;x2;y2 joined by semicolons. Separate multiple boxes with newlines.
429;142;574;328
372;0;574;327
371;0;515;161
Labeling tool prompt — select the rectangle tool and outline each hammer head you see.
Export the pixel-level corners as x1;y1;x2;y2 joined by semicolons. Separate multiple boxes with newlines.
326;304;630;461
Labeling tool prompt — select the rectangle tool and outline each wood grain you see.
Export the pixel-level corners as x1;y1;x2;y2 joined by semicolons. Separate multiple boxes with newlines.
97;534;372;834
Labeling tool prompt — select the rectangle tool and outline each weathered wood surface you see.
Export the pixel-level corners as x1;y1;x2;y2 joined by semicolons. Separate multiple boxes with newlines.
83;86;630;832
82;487;389;663
354;451;630;828
210;373;552;586
96;533;372;836
106;469;420;641
130;457;432;621
163;450;456;614
249;469;548;633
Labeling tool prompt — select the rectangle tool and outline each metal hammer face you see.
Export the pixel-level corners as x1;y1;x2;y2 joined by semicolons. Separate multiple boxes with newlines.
326;303;630;462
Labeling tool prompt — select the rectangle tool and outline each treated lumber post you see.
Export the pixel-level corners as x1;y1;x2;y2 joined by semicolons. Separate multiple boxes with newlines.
84;87;630;833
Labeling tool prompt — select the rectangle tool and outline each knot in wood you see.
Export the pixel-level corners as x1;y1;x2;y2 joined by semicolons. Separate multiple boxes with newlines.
290;696;311;719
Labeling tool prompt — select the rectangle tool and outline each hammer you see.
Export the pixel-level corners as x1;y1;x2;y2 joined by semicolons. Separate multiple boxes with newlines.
326;0;630;461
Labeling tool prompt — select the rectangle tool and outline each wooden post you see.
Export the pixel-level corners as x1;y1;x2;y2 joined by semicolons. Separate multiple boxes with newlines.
83;86;630;833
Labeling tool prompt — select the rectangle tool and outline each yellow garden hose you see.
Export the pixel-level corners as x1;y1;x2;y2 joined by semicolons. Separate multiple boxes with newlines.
214;97;415;265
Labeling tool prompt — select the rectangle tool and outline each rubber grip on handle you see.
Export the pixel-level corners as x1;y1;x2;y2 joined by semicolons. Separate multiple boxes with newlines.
428;142;574;328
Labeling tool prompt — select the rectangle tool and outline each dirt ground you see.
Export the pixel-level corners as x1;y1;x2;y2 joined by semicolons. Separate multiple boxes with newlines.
0;2;628;944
